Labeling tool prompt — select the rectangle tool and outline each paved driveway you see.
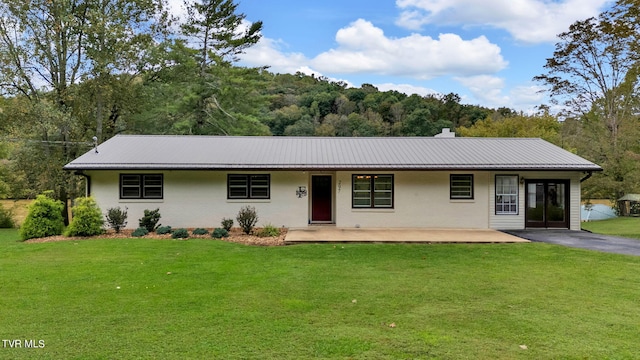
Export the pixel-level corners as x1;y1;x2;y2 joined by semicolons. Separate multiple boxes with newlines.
504;229;640;256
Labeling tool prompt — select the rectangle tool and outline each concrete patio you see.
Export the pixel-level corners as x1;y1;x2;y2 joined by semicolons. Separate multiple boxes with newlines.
285;227;528;244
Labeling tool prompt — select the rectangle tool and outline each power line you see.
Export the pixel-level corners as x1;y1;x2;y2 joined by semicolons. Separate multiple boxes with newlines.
0;137;93;146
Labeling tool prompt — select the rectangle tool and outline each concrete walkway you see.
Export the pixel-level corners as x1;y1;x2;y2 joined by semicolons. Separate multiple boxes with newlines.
285;227;528;244
504;229;640;256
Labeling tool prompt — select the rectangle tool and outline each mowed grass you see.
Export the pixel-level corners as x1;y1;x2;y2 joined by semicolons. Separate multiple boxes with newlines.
1;229;640;359
582;217;640;239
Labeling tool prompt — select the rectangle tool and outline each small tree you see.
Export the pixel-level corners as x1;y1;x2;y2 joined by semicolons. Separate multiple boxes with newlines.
236;205;258;234
19;191;65;240
65;197;104;237
139;208;161;232
105;207;128;233
0;203;15;228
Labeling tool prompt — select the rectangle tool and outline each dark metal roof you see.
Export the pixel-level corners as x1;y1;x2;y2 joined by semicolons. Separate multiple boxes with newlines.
63;135;602;171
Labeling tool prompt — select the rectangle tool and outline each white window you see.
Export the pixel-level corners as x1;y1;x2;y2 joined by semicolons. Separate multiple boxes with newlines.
227;174;270;199
450;174;474;199
352;175;393;208
120;174;163;199
496;175;518;214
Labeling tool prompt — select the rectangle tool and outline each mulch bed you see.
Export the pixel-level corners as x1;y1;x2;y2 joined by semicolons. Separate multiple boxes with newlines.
24;228;287;246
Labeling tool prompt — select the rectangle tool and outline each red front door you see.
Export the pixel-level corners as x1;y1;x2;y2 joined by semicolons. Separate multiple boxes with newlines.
311;175;332;222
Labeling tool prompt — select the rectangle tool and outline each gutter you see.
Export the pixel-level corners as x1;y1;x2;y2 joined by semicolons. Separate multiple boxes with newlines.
74;171;92;196
580;171;593;183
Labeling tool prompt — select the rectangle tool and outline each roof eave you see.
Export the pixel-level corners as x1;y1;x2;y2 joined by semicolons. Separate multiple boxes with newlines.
64;163;603;172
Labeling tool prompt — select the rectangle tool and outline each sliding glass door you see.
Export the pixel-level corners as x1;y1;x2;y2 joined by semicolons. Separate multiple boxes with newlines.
525;180;569;228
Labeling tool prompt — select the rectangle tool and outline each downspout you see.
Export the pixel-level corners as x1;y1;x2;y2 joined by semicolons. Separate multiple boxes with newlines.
580;171;593;183
74;171;92;196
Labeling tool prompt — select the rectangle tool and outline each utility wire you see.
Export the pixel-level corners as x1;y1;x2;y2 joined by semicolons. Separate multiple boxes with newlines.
0;137;94;146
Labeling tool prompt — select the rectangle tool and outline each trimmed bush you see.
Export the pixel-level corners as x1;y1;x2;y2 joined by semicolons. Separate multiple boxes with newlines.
19;192;65;241
132;227;149;237
171;228;189;239
192;228;209;235
139;208;161;232
258;223;281;237
105;207;128;233
65;197;104;237
237;206;258;234
156;226;172;235
212;228;229;239
0;203;15;228
221;218;234;231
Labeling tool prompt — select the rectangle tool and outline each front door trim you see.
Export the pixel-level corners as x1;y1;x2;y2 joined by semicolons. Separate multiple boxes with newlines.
525;179;570;229
310;174;334;224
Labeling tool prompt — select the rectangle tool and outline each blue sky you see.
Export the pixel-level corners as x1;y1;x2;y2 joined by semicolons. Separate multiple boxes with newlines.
173;0;614;111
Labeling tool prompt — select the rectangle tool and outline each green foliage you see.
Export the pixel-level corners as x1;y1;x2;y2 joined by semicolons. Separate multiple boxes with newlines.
0;203;15;228
19;192;65;240
236;206;258;234
156;226;173;235
105;207;128;233
212;228;229;239
221;218;233;231
139;208;161;232
181;0;263;66
457;113;561;145
171;228;189;239
258;224;280;237
192;228;209;235
132;227;149;237
65;197;104;237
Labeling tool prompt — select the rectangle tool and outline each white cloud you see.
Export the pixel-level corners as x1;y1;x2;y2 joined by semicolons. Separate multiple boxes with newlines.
241;19;506;79
455;75;546;110
456;75;509;106
242;37;309;74
312;19;506;78
396;0;612;43
375;83;439;97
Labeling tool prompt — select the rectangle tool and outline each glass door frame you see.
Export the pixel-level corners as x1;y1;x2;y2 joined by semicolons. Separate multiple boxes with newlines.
524;179;570;228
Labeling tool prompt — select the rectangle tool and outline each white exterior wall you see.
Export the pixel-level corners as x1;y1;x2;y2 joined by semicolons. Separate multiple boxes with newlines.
88;170;309;229
334;171;490;229
488;171;582;230
87;169;583;230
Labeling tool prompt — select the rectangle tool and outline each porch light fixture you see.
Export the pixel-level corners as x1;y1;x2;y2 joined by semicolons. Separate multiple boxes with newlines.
296;186;307;198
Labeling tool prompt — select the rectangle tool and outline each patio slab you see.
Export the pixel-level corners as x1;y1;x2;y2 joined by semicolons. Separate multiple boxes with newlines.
285;227;528;244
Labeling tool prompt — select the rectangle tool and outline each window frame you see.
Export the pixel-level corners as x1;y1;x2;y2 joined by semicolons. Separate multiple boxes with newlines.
351;174;394;209
450;174;474;200
495;175;519;215
227;174;271;200
119;174;163;200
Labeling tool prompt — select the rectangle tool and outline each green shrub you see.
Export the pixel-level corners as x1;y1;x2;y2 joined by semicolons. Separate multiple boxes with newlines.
258;223;281;237
132;227;149;237
65;197;105;237
139;208;161;232
221;218;234;231
156;226;172;235
172;228;189;239
192;228;209;235
0;203;15;228
237;206;258;234
105;207;128;233
212;228;229;239
19;192;65;241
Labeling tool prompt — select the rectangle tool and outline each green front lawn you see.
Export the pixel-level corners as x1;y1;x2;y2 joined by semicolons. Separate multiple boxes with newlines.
1;229;639;359
582;217;640;239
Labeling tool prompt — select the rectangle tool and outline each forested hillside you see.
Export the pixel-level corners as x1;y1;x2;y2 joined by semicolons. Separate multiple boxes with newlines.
0;0;639;207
